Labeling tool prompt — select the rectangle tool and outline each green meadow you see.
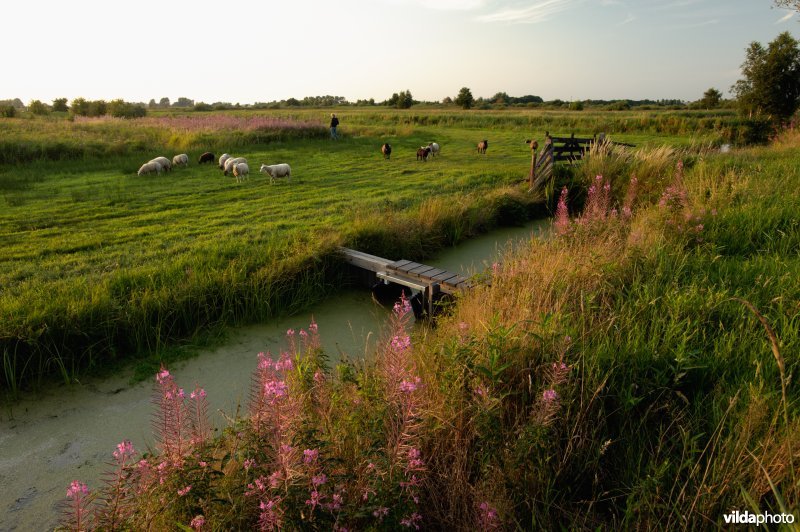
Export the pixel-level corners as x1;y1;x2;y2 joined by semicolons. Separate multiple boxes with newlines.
0;107;755;393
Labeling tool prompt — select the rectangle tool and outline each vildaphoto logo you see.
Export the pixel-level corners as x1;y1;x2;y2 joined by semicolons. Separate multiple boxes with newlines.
723;510;796;526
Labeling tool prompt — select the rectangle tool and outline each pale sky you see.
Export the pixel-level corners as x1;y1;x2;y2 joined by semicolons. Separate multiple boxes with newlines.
3;0;798;105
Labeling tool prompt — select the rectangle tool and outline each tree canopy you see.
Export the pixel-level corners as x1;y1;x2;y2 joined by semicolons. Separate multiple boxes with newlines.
732;31;800;123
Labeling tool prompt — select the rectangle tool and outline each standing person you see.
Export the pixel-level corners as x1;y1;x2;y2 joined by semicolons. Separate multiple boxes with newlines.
330;113;340;140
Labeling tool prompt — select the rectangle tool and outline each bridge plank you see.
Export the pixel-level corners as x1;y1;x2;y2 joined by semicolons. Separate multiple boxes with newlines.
394;262;424;274
408;264;437;276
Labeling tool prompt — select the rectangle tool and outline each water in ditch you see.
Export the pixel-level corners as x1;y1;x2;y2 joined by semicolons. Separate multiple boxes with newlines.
0;219;549;530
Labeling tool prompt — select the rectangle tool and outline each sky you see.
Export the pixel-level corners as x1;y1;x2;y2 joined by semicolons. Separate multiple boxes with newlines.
2;0;798;105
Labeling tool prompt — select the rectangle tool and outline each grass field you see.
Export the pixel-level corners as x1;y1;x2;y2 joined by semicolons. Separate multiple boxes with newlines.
0;107;758;394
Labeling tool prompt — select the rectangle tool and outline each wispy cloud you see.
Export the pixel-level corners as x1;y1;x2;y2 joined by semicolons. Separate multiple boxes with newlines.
667;18;718;30
476;0;583;24
776;11;795;24
618;12;636;26
379;0;487;10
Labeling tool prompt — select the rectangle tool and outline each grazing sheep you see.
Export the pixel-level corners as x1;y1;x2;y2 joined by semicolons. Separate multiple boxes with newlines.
223;157;247;176
172;153;189;167
416;146;431;161
198;151;215;164
381;143;392;159
137;161;161;176
150;156;172;171
232;162;249;183
218;153;231;169
477;140;488;154
428;142;440;157
259;163;292;184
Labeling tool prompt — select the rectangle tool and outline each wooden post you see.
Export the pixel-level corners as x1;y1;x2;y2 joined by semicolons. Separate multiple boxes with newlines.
528;140;538;190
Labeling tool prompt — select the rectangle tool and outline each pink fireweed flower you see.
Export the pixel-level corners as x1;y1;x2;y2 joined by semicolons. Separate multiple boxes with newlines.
311;473;327;487
400;512;423;529
286;329;295;336
156;369;171;384
190;515;206;530
190;387;206;400
303;449;319;464
399;376;421;394
178;485;192;496
244;458;255;470
305;490;323;511
329;493;344;510
542;389;559;403
554;186;571;235
66;480;89;499
391;334;412;352
113;439;135;461
479;501;500;529
264;379;288;399
393;294;412;317
373;506;390;520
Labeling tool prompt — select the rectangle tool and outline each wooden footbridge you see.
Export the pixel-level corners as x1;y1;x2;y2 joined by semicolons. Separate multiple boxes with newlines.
339;247;473;318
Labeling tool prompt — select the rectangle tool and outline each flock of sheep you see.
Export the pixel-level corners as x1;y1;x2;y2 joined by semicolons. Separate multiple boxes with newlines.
135;138;488;181
384;140;489;162
136;151;292;184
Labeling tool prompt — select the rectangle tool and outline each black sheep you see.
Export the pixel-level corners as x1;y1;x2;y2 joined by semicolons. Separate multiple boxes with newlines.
198;152;215;164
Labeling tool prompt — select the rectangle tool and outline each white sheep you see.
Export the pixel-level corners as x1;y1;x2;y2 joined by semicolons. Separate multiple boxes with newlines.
259;163;292;184
218;153;231;169
150;156;172;171
428;142;440;157
137;161;161;176
232;162;249;183
172;153;189;167
223;157;247;176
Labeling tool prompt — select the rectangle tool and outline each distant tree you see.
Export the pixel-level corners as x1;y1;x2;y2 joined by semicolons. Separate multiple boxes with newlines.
159;97;171;108
71;97;89;116
732;31;800;123
492;91;510;104
87;100;107;117
285;97;300;106
774;0;800;10
28;99;49;115
108;99;146;118
455;87;474;109
52;98;69;112
442;96;453;105
398;90;413;109
0;98;24;109
514;94;544;104
193;102;213;111
698;88;722;109
1;105;15;118
173;97;194;108
569;100;584;111
148;99;157;109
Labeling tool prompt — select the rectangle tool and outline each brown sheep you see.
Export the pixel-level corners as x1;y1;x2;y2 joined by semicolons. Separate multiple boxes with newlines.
381;143;392;159
416;146;431;161
477;140;488;154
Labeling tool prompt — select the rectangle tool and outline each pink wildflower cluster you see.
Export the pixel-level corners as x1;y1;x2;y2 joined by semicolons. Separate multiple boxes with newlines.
478;501;501;530
554;186;571;236
658;161;706;242
63;481;91;530
582;175;613;224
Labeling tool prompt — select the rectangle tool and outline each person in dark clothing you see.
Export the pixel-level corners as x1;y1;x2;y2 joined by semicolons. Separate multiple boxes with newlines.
330;113;340;139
